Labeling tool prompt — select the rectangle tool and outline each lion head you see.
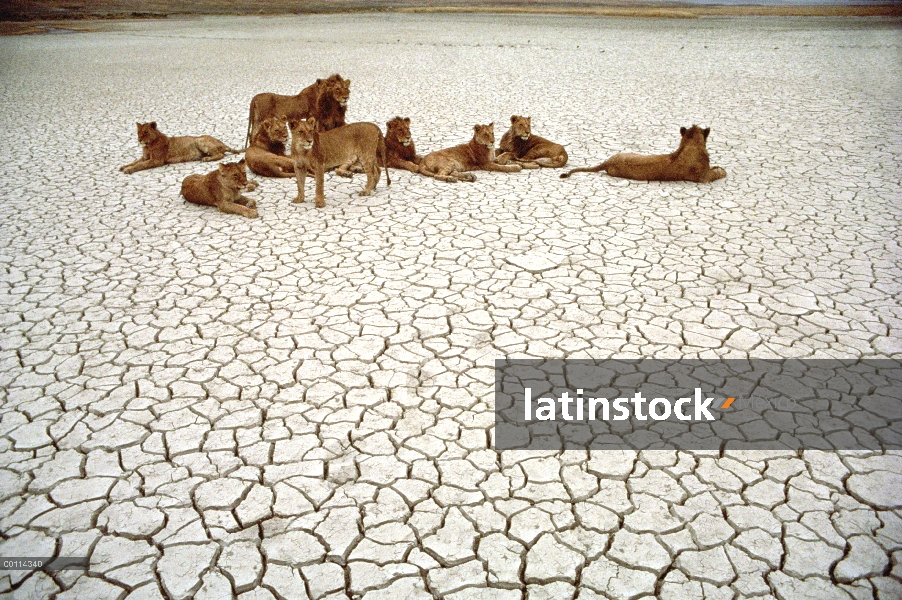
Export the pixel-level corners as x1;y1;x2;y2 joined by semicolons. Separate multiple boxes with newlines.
387;117;413;147
508;115;532;141
288;117;317;151
473;123;495;148
319;75;350;108
217;159;248;191
258;116;289;146
136;122;161;145
679;125;711;145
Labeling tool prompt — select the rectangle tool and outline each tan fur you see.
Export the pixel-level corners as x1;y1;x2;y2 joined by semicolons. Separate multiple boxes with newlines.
419;123;522;183
180;160;258;218
385;117;424;173
245;117;295;178
120;122;239;174
561;125;727;183
245;74;349;147
289;117;390;208
496;116;568;169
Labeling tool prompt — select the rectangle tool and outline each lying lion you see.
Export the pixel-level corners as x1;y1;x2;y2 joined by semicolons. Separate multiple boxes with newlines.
385;117;424;173
561;125;727;183
245;117;295;178
120;122;240;174
496;116;568;169
289;117;390;208
180;159;258;219
419;123;522;183
245;74;349;147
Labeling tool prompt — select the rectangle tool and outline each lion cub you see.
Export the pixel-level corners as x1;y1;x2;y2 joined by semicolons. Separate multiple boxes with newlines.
288;117;390;208
246;117;296;178
561;125;727;183
496;116;568;169
121;122;240;174
180;159;258;218
419;123;522;183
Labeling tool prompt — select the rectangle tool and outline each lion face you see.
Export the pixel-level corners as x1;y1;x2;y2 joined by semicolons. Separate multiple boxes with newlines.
217;160;248;191
289;118;317;151
510;116;531;141
473;123;495;148
325;77;351;108
260;117;289;145
136;122;160;145
387;117;413;147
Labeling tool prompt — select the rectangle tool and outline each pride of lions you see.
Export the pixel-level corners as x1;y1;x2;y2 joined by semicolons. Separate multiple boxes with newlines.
120;73;727;218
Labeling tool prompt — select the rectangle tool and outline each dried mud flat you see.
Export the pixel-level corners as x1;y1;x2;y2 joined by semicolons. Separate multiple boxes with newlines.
1;12;901;600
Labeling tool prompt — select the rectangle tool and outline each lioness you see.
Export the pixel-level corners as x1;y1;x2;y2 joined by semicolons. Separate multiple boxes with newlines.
289;117;390;208
245;74;348;147
180;159;258;218
496;116;568;169
120;122;239;174
385;117;424;173
560;125;727;183
419;123;522;183
245;117;295;178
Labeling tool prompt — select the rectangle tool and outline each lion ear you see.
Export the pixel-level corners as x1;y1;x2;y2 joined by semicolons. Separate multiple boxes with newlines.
703;127;710;140
510;116;516;124
218;163;227;171
473;125;480;132
680;126;687;136
308;117;318;128
404;117;410;124
150;122;157;129
238;158;246;166
345;79;351;85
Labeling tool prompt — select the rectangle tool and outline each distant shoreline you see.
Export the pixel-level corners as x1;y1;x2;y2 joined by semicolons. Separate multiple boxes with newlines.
2;2;900;36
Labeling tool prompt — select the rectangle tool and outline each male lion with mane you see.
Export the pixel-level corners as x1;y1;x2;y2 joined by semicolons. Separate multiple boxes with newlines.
245;117;295;178
245;74;349;147
289;117;390;208
419;123;521;183
180;159;258;219
120;122;240;174
496;116;568;169
560;125;727;183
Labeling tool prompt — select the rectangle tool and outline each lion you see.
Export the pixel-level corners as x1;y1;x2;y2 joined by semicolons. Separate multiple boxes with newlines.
419;123;522;183
495;116;568;169
245;74;349;147
245;116;296;178
313;75;350;132
180;159;258;218
384;116;424;173
560;125;727;183
289;117;390;208
120;122;240;174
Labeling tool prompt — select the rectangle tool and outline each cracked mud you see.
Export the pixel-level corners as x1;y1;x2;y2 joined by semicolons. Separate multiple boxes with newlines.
1;12;901;600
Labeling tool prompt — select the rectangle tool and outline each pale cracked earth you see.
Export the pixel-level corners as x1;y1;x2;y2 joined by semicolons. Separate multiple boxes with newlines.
0;12;901;600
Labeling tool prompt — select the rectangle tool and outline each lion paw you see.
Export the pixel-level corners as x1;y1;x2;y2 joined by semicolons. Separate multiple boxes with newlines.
315;199;326;208
358;190;371;197
460;173;477;183
509;164;523;173
335;170;354;178
246;199;257;209
292;196;304;204
245;181;259;192
248;210;259;219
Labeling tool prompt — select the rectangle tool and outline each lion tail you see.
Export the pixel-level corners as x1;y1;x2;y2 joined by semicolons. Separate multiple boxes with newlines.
560;161;608;179
245;97;256;149
379;133;391;187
